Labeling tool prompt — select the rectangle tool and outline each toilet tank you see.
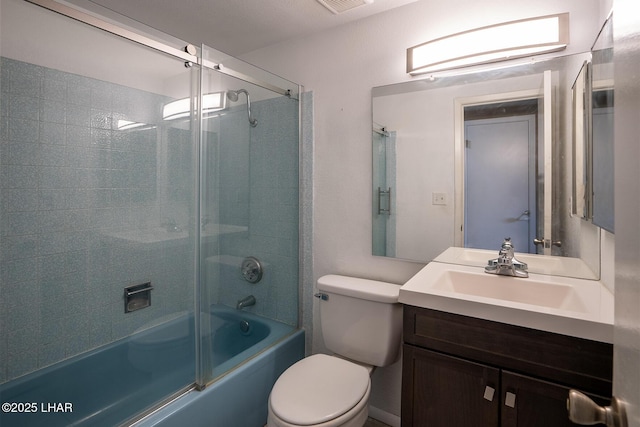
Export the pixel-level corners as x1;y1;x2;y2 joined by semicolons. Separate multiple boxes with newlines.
317;275;402;367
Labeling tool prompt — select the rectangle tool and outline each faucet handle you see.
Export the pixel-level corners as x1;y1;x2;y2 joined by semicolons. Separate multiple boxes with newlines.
499;238;515;257
501;237;513;247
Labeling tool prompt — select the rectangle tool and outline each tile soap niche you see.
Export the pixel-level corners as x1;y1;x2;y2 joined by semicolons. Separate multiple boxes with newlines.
124;282;154;313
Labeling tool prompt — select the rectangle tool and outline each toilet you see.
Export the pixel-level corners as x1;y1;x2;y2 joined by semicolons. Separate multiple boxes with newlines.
267;275;402;427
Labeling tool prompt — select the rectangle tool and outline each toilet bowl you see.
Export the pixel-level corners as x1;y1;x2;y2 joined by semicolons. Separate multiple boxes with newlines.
267;354;371;427
267;275;402;427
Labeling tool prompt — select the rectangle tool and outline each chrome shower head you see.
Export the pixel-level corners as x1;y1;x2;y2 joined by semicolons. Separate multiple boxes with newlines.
226;90;240;102
226;89;257;127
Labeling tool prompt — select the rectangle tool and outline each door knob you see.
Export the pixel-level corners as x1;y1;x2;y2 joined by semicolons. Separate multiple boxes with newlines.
567;390;627;427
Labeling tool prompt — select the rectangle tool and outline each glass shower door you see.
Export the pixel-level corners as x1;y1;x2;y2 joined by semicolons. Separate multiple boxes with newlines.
197;44;301;387
1;3;301;426
0;1;200;425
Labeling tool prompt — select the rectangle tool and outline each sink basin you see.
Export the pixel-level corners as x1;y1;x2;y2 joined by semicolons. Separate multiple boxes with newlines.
431;269;587;313
433;247;599;280
399;261;614;343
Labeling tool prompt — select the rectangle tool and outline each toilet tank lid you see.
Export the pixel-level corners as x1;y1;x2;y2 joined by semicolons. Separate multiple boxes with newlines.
317;275;400;303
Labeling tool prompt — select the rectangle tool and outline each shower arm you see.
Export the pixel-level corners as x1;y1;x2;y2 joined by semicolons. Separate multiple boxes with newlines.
243;91;258;128
228;89;258;128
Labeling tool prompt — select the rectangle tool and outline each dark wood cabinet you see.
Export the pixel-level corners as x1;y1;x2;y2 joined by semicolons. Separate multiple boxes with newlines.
402;305;613;427
501;370;589;427
403;345;500;427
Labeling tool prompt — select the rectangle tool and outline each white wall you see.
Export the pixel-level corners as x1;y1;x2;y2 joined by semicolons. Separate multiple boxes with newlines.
243;0;606;421
373;87;456;261
1;0;190;97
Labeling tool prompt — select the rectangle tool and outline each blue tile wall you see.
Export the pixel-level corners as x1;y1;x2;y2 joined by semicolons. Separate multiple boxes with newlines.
0;57;196;383
0;57;301;385
204;96;300;327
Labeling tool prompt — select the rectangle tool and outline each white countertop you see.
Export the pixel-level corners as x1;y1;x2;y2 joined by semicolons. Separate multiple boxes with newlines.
433;246;599;280
399;261;614;343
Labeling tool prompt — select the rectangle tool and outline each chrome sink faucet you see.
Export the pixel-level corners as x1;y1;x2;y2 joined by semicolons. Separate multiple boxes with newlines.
484;237;529;278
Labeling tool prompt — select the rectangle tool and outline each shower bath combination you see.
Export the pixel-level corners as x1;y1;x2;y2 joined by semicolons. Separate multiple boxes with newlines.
1;1;302;425
227;88;258;127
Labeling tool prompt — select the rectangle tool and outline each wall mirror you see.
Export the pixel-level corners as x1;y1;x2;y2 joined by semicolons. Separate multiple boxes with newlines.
591;15;614;232
572;15;614;233
372;52;604;280
572;60;591;220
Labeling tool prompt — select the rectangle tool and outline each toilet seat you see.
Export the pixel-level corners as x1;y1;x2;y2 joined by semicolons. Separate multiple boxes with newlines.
269;354;370;426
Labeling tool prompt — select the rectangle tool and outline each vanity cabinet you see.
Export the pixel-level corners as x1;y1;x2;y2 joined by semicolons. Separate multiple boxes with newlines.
401;306;613;427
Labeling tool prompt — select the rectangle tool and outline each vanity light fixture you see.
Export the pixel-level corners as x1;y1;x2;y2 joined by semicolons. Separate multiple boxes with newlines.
407;13;569;75
162;92;226;120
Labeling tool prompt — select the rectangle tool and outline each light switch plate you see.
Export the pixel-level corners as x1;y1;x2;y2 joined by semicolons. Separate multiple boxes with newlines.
432;192;447;205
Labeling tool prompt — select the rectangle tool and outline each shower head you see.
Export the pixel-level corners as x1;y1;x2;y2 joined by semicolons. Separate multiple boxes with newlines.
226;89;257;127
226;90;240;102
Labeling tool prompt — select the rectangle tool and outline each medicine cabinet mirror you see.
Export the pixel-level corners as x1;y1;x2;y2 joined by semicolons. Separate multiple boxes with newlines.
591;15;614;233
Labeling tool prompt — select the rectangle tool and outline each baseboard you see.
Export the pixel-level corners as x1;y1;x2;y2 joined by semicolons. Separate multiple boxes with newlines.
368;406;401;427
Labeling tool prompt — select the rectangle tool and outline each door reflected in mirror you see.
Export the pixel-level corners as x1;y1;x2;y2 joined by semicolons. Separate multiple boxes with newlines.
463;100;540;254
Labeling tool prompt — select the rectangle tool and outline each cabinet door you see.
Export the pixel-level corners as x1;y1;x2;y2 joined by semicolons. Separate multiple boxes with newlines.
402;344;500;427
501;371;607;427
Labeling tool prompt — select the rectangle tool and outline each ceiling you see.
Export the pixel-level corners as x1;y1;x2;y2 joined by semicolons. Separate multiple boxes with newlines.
84;0;420;56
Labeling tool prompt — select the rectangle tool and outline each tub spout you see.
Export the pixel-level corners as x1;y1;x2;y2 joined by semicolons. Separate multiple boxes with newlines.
236;295;256;310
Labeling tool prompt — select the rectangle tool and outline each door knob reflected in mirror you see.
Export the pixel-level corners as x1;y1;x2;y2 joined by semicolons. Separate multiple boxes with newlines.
533;238;563;248
567;389;627;427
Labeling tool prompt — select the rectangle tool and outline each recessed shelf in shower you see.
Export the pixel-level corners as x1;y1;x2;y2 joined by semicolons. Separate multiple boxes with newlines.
124;282;154;313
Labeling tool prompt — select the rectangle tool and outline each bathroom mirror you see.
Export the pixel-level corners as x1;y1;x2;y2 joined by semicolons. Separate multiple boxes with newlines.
571;15;614;233
372;52;604;280
591;15;614;232
572;60;591;220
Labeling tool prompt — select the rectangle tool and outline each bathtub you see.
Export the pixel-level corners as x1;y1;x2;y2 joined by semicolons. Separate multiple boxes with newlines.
0;305;303;427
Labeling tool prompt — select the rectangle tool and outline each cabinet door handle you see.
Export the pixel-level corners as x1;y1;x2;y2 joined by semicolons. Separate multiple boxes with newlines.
483;386;495;402
505;392;517;408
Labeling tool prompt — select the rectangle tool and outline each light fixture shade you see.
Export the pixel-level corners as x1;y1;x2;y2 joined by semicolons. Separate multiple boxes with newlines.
117;119;147;130
163;92;226;120
407;13;569;75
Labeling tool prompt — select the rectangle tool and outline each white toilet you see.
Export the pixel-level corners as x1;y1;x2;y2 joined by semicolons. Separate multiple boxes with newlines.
267;275;402;427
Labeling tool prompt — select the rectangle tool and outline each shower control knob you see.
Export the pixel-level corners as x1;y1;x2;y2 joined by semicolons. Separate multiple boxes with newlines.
241;257;263;283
